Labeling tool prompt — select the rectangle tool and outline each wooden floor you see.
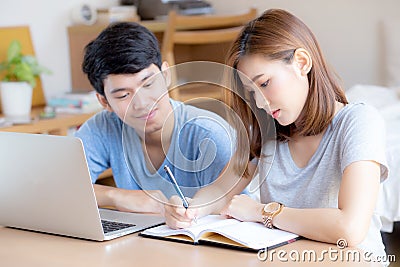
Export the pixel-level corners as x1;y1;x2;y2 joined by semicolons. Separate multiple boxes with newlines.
381;222;400;266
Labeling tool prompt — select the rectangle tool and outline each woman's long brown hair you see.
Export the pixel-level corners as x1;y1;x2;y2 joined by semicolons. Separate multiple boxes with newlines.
225;9;348;178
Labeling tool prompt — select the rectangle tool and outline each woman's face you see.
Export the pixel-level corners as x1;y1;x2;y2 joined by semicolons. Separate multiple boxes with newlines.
237;53;310;126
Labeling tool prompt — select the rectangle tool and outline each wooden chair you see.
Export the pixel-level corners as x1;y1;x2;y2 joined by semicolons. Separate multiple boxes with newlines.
0;26;46;112
161;8;257;101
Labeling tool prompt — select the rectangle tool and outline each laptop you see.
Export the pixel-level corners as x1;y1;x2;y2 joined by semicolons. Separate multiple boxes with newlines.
0;132;165;241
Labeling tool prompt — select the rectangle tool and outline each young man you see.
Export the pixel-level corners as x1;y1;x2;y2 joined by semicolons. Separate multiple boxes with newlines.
75;22;234;215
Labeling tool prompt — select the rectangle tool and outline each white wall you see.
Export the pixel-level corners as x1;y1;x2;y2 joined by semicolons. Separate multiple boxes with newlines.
0;0;398;99
0;0;118;99
209;0;400;90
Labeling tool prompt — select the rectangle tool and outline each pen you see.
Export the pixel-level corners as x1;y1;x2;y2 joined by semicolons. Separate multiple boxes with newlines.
164;165;197;224
164;165;189;208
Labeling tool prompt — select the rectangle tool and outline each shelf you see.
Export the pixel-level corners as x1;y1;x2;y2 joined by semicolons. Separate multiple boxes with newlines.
0;106;96;135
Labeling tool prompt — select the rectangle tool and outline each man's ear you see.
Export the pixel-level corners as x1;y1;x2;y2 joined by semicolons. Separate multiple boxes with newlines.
293;48;312;76
96;93;113;112
161;61;172;87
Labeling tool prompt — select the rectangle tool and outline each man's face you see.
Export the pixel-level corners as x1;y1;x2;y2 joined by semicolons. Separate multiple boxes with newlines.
100;63;173;136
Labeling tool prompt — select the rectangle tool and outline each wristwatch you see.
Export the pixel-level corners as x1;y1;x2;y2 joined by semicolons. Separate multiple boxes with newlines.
262;202;284;229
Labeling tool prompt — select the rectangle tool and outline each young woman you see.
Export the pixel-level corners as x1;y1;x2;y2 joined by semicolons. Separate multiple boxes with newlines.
165;9;389;263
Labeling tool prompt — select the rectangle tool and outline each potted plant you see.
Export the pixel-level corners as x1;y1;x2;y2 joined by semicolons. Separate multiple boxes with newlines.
0;40;50;123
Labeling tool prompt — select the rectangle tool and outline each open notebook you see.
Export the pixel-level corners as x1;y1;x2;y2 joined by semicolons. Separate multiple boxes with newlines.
140;215;299;251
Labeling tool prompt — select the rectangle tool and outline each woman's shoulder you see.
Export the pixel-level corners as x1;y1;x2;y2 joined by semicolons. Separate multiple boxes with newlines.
335;102;383;123
342;101;378;113
333;102;385;132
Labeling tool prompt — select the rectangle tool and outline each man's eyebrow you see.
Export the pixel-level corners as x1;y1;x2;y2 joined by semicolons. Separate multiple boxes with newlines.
142;71;155;83
109;71;156;94
110;87;127;94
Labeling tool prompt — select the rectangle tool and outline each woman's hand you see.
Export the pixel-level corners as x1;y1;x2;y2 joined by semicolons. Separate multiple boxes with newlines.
164;195;200;229
220;194;264;222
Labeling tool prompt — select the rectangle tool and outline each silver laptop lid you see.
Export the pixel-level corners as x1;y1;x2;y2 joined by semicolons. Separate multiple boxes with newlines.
0;132;106;240
0;132;164;241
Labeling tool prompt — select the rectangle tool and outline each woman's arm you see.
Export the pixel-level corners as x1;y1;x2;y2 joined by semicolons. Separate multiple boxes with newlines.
277;160;381;246
222;160;381;246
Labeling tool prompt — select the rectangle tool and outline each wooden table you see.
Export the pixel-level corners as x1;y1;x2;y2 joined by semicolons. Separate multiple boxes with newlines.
0;226;382;266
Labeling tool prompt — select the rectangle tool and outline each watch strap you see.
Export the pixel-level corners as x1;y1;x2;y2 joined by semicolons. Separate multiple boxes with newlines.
262;202;284;229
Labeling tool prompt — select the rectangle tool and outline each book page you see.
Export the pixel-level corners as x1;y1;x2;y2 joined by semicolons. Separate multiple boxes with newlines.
141;215;238;242
203;221;298;250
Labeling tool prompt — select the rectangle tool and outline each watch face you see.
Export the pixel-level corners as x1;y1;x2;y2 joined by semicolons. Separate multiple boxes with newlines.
264;202;280;213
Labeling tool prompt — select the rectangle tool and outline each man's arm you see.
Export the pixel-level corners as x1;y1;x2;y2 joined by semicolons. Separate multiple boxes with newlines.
94;184;167;214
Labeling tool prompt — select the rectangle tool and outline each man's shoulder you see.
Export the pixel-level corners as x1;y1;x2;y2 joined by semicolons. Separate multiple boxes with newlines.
85;110;121;126
76;110;122;138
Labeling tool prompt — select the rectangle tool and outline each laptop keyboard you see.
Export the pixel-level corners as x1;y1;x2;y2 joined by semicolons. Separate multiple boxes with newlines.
101;220;136;234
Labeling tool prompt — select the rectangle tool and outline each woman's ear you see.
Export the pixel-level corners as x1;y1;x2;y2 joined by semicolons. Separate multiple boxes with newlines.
161;61;172;87
293;48;312;76
96;93;113;112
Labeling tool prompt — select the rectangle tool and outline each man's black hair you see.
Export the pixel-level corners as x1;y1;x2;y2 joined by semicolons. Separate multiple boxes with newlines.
82;22;162;95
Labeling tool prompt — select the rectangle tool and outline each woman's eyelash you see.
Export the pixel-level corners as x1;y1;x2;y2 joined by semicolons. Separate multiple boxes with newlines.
260;80;270;88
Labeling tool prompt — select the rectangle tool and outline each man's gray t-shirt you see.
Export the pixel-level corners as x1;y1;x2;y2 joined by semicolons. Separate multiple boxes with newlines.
258;103;388;260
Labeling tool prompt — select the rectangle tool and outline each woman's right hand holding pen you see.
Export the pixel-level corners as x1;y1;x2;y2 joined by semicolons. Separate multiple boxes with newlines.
164;162;253;229
164;195;200;229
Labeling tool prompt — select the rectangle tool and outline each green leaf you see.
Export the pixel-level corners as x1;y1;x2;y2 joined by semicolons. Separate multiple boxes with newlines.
22;55;52;75
14;62;36;87
22;55;37;65
7;40;22;63
1;39;50;85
